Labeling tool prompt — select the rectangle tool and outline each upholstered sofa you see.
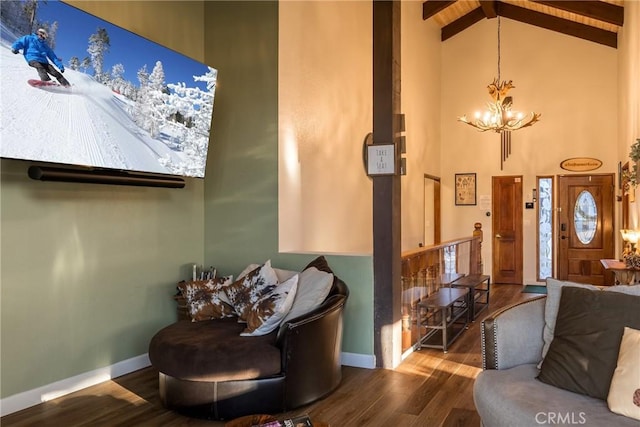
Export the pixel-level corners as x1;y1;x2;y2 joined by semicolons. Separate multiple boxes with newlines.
473;279;640;427
148;257;348;420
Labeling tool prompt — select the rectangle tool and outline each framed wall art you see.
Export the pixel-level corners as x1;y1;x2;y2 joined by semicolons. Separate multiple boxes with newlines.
455;173;476;206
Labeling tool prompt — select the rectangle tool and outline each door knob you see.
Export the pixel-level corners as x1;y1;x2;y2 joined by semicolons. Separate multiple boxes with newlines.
495;234;502;238
561;235;567;240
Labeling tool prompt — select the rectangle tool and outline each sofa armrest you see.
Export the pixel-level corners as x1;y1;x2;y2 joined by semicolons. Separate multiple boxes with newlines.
482;295;545;370
275;278;348;409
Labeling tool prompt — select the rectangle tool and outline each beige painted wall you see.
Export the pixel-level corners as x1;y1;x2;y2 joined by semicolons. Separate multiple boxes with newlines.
278;0;443;255
400;1;442;251
619;2;640;229
441;18;619;284
278;1;373;255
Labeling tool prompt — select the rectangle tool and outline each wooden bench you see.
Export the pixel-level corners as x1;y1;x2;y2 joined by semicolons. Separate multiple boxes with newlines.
451;274;490;320
416;287;469;353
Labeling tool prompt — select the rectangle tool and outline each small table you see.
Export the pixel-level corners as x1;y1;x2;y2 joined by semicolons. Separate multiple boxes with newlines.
451;274;490;320
225;415;328;427
416;287;469;353
600;259;640;285
437;272;465;287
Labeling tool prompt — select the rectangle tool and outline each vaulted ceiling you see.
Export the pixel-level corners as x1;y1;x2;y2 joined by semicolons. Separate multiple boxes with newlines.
422;0;624;48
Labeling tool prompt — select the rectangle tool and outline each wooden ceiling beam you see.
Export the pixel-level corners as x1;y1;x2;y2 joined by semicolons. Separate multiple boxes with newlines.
442;7;485;41
422;0;457;21
479;1;498;19
531;0;623;27
498;2;617;48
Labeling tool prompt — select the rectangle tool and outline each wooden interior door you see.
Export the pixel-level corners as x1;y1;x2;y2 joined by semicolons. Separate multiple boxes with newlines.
492;176;523;284
424;174;441;245
557;174;614;285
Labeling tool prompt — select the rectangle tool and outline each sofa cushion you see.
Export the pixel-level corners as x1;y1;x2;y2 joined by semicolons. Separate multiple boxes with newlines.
304;255;334;274
604;284;640;296
542;282;640;367
541;278;600;365
225;260;280;321
148;317;282;382
607;326;640;420
538;286;640;399
281;267;334;324
242;274;298;336
177;276;235;321
238;263;298;283
474;364;639;427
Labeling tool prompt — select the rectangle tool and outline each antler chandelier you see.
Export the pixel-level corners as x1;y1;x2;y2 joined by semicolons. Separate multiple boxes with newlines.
458;17;541;133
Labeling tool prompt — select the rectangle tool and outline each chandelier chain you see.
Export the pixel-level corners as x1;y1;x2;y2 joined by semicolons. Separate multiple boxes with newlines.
497;17;501;83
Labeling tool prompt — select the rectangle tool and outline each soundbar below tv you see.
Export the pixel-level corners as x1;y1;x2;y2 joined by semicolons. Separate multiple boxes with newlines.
28;165;185;188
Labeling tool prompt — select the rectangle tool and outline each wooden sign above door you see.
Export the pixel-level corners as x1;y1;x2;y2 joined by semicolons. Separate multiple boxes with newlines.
560;157;603;172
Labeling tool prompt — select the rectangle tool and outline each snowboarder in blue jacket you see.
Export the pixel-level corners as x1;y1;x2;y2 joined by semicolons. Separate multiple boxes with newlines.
12;28;71;87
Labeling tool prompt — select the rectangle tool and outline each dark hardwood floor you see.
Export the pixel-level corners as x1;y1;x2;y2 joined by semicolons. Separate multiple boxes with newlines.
2;284;541;427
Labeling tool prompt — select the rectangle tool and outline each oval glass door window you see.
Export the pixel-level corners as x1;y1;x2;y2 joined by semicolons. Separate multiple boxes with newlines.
574;190;597;244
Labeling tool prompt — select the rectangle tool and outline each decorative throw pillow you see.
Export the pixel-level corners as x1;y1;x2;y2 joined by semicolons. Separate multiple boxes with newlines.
224;260;279;321
177;276;235;321
281;266;334;324
274;268;299;283
604;284;640;296
540;278;600;366
537;286;640;399
238;264;297;283
241;274;298;336
304;255;334;274
607;327;640;420
237;263;260;280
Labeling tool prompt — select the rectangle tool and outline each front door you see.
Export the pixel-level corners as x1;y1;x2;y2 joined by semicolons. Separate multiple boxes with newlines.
492;176;523;284
557;174;615;285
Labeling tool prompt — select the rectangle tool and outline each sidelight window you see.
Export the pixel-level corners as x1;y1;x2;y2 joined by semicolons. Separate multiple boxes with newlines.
537;177;553;280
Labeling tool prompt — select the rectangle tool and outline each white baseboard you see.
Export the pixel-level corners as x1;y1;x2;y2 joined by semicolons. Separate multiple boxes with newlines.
341;352;376;369
1;351;375;417
0;354;150;417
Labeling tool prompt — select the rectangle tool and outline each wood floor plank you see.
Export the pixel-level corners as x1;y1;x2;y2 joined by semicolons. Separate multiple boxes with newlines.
1;284;531;427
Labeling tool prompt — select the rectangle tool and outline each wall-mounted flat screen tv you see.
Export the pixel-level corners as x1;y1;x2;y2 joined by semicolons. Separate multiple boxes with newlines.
1;0;216;179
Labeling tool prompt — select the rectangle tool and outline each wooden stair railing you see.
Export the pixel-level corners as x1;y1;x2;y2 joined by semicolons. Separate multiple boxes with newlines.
400;223;483;351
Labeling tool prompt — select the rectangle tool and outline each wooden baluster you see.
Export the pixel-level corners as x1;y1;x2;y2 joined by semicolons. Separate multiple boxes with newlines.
472;222;483;274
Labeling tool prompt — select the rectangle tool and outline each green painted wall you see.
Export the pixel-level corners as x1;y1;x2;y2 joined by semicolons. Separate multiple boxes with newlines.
0;161;204;398
0;1;206;399
202;1;374;356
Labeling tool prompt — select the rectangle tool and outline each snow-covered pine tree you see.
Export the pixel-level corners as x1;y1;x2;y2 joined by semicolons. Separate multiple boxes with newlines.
68;57;80;71
145;61;172;138
137;65;149;87
162;67;217;176
192;67;217;134
87;27;110;83
132;65;153;132
0;0;32;37
22;0;38;32
120;81;136;100
80;57;91;73
110;63;125;94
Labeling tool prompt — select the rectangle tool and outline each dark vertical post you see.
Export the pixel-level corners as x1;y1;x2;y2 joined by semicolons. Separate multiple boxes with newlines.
373;0;402;369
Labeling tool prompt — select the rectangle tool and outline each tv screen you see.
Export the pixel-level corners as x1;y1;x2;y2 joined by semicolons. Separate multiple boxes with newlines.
0;0;216;179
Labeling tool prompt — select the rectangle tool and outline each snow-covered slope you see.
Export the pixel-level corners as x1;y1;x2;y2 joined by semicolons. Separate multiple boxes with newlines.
1;44;189;176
